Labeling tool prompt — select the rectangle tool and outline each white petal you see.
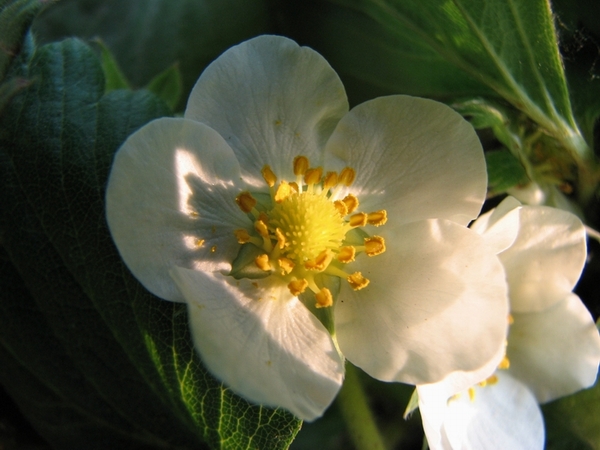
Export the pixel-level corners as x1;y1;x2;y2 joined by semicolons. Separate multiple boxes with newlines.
507;293;600;403
470;196;521;254
106;118;248;302
335;219;509;385
500;206;587;312
185;35;348;185
441;372;544;450
323;95;486;226
169;267;344;421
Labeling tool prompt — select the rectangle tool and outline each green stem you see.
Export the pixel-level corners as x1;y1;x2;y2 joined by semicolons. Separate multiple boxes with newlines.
337;362;388;450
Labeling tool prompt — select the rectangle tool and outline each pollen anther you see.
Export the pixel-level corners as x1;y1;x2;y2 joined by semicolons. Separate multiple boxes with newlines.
323;171;338;190
278;257;295;275
367;210;388;226
236;191;257;213
234;229;250;244
315;287;333;308
304;167;323;185
261;165;277;187
305;249;334;271
288;278;308;296
293;156;309;176
337;246;356;263
255;220;269;238
342;194;359;214
347;272;369;290
255;254;272;271
333;200;348;217
349;212;368;227
498;355;510;370
274;181;293;203
339;167;356;186
365;236;386;256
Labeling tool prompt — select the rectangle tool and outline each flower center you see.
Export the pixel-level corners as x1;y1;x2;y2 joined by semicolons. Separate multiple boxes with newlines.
232;156;387;308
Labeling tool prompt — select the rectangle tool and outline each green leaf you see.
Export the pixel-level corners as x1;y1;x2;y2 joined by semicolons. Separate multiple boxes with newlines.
0;38;301;449
32;0;271;110
145;63;183;111
0;0;54;80
485;150;529;194
95;38;130;91
543;379;600;449
297;0;590;161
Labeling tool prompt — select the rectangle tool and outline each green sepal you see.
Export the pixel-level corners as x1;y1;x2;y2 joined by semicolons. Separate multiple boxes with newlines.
94;39;130;92
229;243;272;280
145;63;183;111
485;150;530;195
299;273;341;335
403;388;419;419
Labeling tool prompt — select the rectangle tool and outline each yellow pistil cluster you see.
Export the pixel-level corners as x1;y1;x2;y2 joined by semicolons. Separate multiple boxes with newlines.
233;155;387;308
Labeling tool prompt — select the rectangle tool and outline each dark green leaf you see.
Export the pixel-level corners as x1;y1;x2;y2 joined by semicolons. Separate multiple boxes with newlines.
543;378;600;449
485;150;529;194
32;0;271;110
145;63;183;111
0;37;300;449
289;0;590;161
0;0;53;79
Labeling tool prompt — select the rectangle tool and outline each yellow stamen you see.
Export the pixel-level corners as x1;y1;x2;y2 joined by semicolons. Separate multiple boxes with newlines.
235;191;257;213
261;165;277;187
364;236;386;256
293;156;310;176
486;374;499;385
508;313;514;325
274;181;293;203
468;387;476;402
367;210;387;226
315;287;333;308
288;278;308;296
349;212;368;227
275;228;286;249
255;254;272;271
210;245;217;253
342;194;359;214
289;181;299;193
254;220;270;238
305;249;334;271
195;239;205;247
333;200;348;217
304;167;323;185
233;229;250;244
498;355;510;370
337;246;356;263
339;167;356;186
347;272;369;290
278;257;295;275
323;171;338;190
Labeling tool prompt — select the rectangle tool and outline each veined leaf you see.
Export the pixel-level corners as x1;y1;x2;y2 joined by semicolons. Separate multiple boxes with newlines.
321;0;590;161
0;38;301;449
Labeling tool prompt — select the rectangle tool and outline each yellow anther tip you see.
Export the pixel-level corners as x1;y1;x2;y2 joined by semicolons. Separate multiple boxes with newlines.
498;356;510;370
339;167;356;186
235;191;257;213
254;219;269;238
333;200;348;217
304;167;323;185
255;254;272;272
342;194;359;214
305;249;334;272
349;212;368;227
337;246;356;263
347;272;369;290
278;257;295;275
323;171;338;190
288;278;308;296
233;229;250;244
261;165;277;187
315;287;333;308
367;210;387;226
365;236;386;256
293;156;309;176
274;181;293;203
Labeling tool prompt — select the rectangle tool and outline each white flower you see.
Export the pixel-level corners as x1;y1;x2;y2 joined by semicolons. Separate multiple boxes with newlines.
105;35;509;420
418;197;600;449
